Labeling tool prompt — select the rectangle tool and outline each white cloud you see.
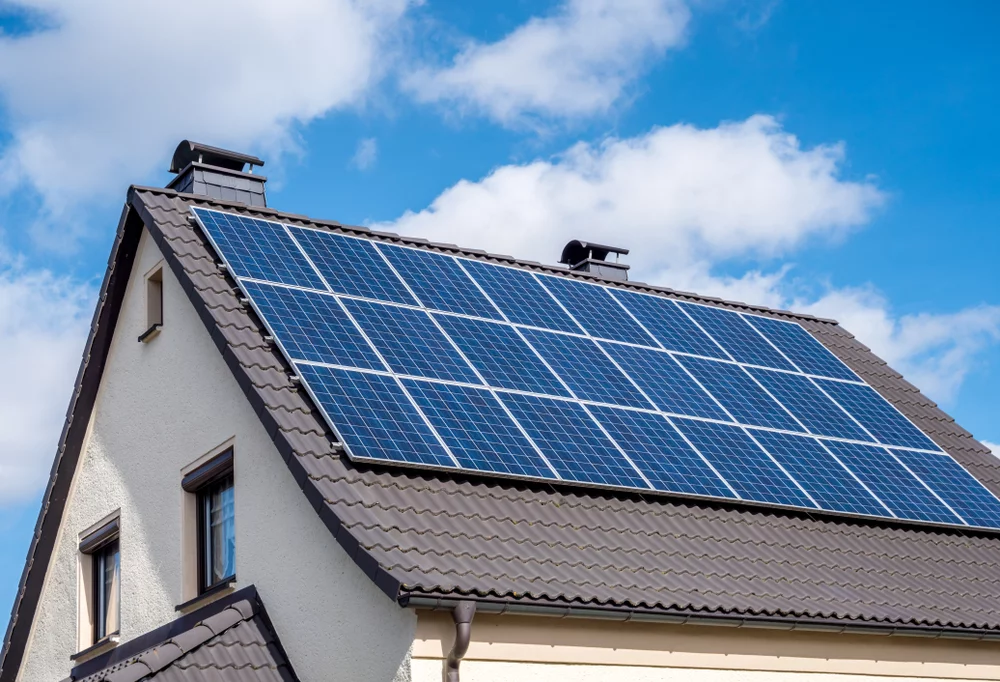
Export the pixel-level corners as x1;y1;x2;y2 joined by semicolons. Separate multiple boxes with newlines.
983;442;1000;458
351;137;378;171
404;0;690;125
0;0;414;213
0;259;93;504
379;116;1000;405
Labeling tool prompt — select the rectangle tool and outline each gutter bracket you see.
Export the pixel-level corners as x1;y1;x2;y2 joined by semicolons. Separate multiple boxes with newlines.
445;600;476;682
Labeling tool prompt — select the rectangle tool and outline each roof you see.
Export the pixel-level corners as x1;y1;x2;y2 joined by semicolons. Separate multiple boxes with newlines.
69;586;297;682
8;185;1000;678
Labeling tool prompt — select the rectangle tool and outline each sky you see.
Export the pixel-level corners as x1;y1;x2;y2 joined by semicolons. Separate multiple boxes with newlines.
1;0;1000;633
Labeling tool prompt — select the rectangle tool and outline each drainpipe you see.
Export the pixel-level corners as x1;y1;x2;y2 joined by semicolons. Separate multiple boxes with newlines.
445;600;476;682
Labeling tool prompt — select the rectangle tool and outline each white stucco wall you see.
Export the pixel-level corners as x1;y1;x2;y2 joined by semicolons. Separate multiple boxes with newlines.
16;228;415;682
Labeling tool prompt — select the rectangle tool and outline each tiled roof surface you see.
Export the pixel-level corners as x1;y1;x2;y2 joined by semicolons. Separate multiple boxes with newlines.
129;187;1000;632
73;590;296;682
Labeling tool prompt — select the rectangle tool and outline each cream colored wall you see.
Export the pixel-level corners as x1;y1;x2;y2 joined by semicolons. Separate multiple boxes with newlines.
413;612;1000;681
16;227;415;682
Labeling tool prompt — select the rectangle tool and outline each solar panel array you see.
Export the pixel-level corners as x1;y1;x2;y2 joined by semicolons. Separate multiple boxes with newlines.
192;208;1000;529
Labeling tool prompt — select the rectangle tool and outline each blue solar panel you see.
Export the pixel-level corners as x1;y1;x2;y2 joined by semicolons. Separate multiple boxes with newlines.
744;315;858;381
241;281;382;370
499;393;648;488
589;407;733;497
342;299;480;384
288;228;417;305
194;209;326;289
676;357;799;431
823;441;960;524
433;314;570;396
521;329;653;408
672;419;814;507
295;365;453;467
461;260;583;333
609;290;728;359
678;302;795;370
751;431;888;516
378;244;503;320
891;449;1000;528
747;369;872;442
403;379;554;478
600;343;729;420
538;275;656;345
815;380;940;451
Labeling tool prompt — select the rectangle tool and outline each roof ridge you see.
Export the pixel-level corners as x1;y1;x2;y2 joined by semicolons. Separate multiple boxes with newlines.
127;186;841;325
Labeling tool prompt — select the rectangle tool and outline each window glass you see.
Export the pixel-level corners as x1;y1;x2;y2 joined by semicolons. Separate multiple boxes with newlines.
200;475;235;590
94;539;120;640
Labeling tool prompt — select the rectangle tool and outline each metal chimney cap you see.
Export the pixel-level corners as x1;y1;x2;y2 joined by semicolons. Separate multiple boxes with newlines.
170;141;264;174
560;239;630;266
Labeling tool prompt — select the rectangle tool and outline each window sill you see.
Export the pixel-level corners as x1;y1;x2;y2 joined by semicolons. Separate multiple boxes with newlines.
70;632;119;662
137;323;162;343
175;575;236;613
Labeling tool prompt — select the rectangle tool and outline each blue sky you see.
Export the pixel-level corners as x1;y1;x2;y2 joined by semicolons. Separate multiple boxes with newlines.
1;0;999;632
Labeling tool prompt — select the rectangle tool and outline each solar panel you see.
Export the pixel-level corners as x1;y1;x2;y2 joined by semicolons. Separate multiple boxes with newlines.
193;207;1000;530
676;356;800;431
288;227;417;305
461;260;583;334
678;302;796;370
295;365;453;468
815;380;941;451
744;314;859;381
378;243;503;320
539;275;656;345
342;299;481;384
403;379;554;478
609;290;728;359
600;342;729;420
672;419;815;507
589;407;734;497
520;329;652;409
241;281;382;370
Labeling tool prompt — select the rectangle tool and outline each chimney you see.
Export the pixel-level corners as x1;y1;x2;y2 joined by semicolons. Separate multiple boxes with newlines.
167;141;266;207
559;240;630;281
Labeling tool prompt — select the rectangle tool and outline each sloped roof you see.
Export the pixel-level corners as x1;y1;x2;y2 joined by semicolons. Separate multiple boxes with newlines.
7;185;1000;680
70;586;296;682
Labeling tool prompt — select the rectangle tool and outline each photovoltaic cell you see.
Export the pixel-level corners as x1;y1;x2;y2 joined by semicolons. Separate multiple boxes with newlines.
499;393;648;488
194;209;326;289
295;364;452;467
891;449;1000;528
378;244;502;320
403;379;554;478
747;368;872;442
433;314;570;396
609;290;728;359
751;430;888;516
823;441;960;524
287;228;416;305
538;275;656;345
672;419;814;507
462;260;583;333
241;281;382;369
342;299;481;384
521;329;653;409
600;342;728;420
677;356;800;431
745;314;859;381
678;302;795;371
816;380;940;451
589;407;733;497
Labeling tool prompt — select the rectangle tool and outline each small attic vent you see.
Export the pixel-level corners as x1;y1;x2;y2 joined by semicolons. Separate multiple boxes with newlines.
559;240;630;281
167;140;267;207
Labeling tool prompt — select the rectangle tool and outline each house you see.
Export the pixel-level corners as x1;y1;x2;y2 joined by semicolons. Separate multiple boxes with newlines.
5;141;1000;682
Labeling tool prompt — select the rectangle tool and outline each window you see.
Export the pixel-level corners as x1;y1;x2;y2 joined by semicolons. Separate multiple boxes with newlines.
93;540;120;641
139;265;163;342
198;474;235;592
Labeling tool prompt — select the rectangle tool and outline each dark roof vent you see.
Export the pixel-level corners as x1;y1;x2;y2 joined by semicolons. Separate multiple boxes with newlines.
167;140;267;207
559;240;630;281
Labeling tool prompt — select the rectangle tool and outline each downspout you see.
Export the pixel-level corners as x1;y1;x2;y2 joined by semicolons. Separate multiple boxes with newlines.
445;600;476;682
